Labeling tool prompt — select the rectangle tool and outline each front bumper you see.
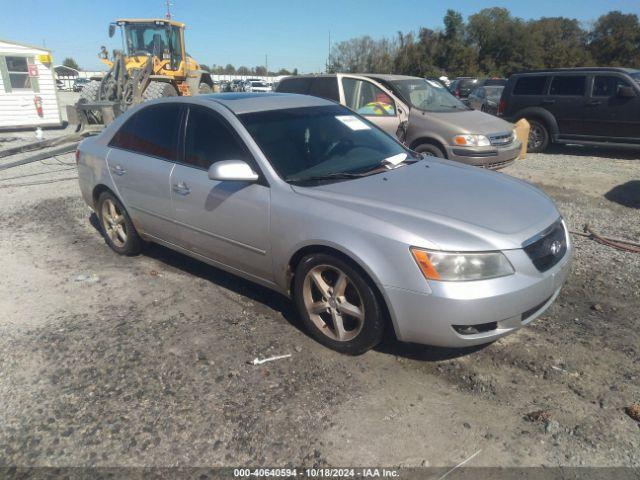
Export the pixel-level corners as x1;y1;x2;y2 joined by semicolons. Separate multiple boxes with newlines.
446;140;521;170
383;242;572;348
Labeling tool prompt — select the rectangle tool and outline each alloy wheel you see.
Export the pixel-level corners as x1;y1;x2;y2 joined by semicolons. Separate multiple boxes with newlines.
302;265;365;342
101;198;127;248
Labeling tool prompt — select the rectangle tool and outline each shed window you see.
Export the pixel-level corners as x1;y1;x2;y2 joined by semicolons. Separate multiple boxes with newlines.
5;56;32;89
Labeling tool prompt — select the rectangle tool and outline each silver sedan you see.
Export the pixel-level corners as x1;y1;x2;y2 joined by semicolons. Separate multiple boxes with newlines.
76;93;571;354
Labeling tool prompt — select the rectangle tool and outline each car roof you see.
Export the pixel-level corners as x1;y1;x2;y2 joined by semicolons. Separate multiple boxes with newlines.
201;92;335;114
512;67;640;76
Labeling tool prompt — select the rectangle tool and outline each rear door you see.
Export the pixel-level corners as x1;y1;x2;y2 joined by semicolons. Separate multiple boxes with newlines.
582;74;640;141
338;74;408;136
547;75;587;137
107;103;183;242
170;104;272;281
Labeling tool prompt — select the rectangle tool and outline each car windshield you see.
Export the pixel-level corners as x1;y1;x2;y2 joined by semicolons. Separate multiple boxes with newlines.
485;86;504;101
630;71;640;84
239;105;411;183
390;79;469;112
251;82;267;87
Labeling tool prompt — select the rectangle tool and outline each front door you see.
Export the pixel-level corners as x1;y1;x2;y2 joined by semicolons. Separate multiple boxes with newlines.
339;75;406;137
170;105;272;281
106;103;183;241
582;74;640;141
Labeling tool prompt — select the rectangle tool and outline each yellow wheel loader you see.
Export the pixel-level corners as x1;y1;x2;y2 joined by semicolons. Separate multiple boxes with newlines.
69;18;214;127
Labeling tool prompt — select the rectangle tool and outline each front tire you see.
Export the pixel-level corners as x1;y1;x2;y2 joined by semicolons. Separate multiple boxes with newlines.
526;119;550;153
414;142;445;158
293;254;385;355
198;82;212;94
97;191;142;256
143;81;177;100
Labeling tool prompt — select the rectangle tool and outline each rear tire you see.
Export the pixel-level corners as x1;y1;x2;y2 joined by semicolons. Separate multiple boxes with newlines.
293;253;385;355
414;142;445;158
526;119;550;153
97;191;142;256
143;81;178;100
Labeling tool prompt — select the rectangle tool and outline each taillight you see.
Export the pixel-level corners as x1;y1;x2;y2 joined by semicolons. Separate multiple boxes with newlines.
75;149;80;165
498;98;506;116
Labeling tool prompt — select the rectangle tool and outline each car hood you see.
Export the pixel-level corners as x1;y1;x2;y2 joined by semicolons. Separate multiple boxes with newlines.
411;109;513;135
291;159;560;251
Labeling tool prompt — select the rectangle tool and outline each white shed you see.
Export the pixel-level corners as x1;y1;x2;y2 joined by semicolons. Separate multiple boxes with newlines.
0;39;62;129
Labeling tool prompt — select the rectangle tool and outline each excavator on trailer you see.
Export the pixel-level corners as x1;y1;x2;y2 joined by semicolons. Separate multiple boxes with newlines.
69;18;214;127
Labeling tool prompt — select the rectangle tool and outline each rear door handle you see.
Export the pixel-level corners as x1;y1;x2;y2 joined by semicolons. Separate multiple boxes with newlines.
172;181;191;195
541;99;556;105
587;100;602;106
111;165;127;176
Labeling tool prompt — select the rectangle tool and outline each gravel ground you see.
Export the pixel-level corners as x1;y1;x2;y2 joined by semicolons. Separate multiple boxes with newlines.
0;105;639;470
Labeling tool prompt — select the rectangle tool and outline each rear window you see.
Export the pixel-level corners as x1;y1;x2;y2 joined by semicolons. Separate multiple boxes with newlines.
513;76;548;95
549;76;586;96
308;78;339;101
276;77;312;94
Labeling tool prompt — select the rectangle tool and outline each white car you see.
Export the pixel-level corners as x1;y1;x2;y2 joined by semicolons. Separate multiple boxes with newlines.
244;80;271;93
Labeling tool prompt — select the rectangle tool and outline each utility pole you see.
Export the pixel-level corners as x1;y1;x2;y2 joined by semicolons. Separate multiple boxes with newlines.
265;54;268;77
327;30;331;73
165;0;172;19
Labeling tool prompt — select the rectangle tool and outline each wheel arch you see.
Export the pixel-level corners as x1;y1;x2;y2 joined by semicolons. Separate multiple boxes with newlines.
409;136;448;157
515;107;559;137
287;243;399;339
92;183;118;208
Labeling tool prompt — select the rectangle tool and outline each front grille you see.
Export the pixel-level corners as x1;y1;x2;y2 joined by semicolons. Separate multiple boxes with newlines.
523;220;567;272
488;131;514;147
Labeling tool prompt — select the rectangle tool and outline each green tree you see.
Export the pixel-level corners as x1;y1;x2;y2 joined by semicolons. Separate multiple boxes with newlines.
62;57;80;71
437;10;477;77
529;17;592;68
237;66;250;75
589;11;640;66
223;64;236;74
254;65;267;76
277;68;291;75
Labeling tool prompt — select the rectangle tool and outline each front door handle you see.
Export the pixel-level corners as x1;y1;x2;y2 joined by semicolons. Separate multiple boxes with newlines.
586;100;602;106
541;99;556;105
111;165;127;176
172;181;191;195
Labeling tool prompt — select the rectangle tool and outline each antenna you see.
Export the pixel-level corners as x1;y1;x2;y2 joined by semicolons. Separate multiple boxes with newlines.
165;0;173;19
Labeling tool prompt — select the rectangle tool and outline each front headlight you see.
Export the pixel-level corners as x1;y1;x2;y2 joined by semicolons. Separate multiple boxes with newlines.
452;134;491;147
410;247;515;281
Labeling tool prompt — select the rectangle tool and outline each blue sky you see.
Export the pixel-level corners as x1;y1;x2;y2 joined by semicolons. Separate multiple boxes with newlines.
2;0;639;72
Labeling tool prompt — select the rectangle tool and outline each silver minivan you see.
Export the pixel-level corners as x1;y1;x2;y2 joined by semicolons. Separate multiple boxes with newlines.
276;74;521;169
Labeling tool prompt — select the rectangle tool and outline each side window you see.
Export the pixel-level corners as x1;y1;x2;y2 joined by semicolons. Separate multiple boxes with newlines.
109;104;182;161
341;78;396;116
309;78;339;101
184;107;250;170
593;76;630;97
5;56;32;89
549;76;586;96
513;76;548;95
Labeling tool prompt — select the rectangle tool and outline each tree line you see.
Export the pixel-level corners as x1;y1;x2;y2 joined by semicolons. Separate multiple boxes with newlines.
328;8;640;78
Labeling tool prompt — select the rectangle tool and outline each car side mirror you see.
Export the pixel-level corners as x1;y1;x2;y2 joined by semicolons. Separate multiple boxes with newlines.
617;85;636;98
108;24;116;38
208;160;259;182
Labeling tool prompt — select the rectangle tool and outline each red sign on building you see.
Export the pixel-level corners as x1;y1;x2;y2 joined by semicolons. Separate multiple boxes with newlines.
28;64;38;77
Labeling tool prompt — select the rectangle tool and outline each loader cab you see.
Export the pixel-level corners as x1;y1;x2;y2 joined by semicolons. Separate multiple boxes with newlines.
114;19;186;73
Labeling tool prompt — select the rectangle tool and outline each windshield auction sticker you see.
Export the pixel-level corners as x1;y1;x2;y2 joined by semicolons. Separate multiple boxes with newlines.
335;115;371;131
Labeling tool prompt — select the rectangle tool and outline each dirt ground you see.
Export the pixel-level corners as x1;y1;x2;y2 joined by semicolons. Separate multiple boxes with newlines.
0;96;639;469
